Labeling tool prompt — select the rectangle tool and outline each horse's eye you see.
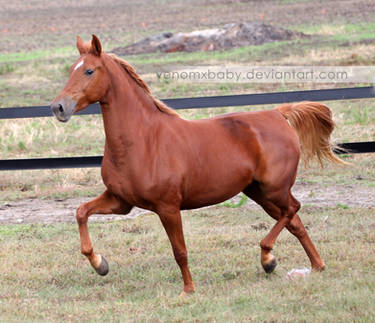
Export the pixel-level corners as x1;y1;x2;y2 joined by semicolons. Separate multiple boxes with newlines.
85;69;94;76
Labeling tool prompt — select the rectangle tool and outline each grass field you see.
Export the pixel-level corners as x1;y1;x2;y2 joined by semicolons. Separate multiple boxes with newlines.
0;205;374;321
0;0;375;321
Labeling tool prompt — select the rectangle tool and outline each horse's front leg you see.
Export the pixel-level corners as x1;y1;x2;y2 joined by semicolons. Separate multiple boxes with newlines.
157;206;195;296
76;190;133;275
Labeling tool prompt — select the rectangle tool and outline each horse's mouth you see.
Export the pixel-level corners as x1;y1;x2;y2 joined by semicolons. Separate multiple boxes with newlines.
50;97;77;123
55;114;71;123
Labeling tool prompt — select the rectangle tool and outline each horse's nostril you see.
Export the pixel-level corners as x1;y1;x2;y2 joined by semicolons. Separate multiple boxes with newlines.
58;104;64;113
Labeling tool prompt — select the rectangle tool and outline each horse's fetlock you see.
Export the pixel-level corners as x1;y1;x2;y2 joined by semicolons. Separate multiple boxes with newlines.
81;247;93;257
260;241;272;251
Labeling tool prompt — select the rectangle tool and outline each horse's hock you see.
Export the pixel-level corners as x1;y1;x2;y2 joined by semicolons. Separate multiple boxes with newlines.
111;22;307;55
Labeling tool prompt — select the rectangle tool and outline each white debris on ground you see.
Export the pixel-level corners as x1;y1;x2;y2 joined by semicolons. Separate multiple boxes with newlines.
286;267;311;280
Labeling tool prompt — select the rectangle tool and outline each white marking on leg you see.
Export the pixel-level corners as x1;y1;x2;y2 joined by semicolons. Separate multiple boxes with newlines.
74;60;84;71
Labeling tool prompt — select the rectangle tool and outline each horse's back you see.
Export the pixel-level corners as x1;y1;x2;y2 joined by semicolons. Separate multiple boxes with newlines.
190;109;300;160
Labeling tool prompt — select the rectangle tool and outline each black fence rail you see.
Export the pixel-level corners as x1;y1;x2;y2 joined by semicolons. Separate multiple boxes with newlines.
1;86;375;119
0;86;374;171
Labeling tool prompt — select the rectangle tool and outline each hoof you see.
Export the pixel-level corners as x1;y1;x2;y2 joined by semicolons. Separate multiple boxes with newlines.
94;255;109;276
262;257;277;274
179;283;195;297
179;290;195;298
312;265;325;272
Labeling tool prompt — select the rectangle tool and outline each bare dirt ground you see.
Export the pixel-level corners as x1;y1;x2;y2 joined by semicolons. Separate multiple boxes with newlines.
2;0;375;52
0;183;373;224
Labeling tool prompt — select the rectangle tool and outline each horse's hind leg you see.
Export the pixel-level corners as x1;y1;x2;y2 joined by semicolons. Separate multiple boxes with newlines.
76;190;133;275
244;186;295;273
257;195;296;274
283;193;325;270
244;184;324;272
287;212;325;271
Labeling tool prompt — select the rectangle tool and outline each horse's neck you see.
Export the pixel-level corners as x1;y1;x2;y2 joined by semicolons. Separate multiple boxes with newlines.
99;62;160;155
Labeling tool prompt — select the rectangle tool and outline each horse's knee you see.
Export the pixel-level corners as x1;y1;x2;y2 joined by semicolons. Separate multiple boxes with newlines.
76;204;88;225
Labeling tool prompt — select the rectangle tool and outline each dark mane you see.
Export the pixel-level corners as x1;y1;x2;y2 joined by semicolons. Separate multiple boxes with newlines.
107;53;180;117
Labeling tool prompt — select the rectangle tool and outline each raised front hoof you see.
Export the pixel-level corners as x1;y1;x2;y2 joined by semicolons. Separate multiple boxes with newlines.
94;255;109;276
262;257;277;274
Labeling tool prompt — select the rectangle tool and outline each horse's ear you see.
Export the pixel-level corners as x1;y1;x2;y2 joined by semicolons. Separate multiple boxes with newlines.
76;36;87;55
90;34;102;57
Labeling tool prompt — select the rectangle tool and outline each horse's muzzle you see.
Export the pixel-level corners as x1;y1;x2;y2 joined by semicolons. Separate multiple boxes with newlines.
51;97;77;122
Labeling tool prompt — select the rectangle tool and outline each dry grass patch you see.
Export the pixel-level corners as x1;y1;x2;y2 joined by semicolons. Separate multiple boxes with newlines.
0;205;374;321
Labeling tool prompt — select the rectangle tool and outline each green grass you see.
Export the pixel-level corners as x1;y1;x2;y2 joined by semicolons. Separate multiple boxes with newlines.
0;205;374;321
346;106;375;125
294;21;375;35
0;47;76;64
0;63;16;75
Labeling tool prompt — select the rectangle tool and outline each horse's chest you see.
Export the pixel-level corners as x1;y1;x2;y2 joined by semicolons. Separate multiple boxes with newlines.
100;156;156;208
101;158;134;199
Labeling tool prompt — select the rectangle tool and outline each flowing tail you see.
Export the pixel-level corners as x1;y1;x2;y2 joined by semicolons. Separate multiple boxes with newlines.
276;101;347;167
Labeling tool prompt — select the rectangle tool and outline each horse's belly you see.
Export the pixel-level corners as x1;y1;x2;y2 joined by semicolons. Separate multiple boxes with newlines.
180;169;253;209
181;191;242;210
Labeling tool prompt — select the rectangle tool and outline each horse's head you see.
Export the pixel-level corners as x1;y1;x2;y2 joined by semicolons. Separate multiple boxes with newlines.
51;35;110;122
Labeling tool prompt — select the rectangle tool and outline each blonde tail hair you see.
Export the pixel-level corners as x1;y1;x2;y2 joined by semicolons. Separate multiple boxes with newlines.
276;101;348;167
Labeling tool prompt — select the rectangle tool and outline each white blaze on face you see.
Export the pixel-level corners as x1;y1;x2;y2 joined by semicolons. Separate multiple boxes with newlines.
74;59;84;71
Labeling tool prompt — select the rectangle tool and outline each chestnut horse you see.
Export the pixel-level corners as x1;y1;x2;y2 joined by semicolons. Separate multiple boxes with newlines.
51;35;345;295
